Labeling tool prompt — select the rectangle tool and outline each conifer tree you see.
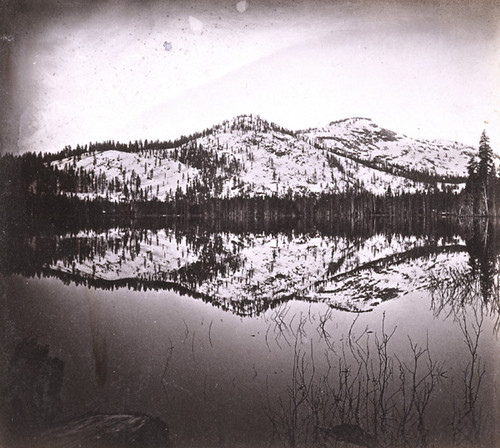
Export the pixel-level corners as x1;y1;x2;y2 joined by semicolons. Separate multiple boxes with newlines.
478;131;496;215
467;131;497;216
466;155;480;215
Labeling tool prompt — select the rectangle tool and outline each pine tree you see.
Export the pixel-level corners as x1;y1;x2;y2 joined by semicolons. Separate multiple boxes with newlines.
478;131;496;215
466;155;480;215
467;131;497;216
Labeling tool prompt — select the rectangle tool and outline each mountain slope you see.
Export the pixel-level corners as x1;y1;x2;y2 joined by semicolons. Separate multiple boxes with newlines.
299;117;475;180
50;115;472;201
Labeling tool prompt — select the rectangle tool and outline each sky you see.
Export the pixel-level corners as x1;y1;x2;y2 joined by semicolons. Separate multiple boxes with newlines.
1;0;499;154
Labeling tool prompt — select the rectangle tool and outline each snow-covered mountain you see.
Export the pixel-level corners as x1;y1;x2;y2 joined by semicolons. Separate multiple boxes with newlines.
51;115;474;201
299;117;476;180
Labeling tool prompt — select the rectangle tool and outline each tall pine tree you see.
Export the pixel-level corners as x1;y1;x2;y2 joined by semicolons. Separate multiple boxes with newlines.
467;131;497;216
478;131;496;216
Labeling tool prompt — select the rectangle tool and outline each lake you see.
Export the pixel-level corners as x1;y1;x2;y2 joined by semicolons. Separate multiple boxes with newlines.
1;218;499;448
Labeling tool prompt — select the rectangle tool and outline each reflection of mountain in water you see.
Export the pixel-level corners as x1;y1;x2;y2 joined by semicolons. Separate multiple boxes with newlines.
2;221;499;448
6;226;472;316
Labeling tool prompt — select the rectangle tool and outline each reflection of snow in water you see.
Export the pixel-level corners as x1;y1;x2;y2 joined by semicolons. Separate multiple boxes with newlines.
47;230;467;314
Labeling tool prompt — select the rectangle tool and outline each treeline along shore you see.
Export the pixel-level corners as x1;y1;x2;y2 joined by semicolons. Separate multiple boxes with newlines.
1;130;499;233
0;187;480;232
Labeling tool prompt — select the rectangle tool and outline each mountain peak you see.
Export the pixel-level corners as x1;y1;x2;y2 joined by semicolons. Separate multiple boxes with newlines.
328;117;373;127
48;113;473;203
211;114;295;136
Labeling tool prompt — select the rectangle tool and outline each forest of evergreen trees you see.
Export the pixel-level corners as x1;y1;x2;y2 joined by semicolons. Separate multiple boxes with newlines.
0;117;296;203
1;129;499;233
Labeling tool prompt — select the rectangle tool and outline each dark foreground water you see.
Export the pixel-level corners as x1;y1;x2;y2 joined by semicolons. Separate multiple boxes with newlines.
1;220;499;448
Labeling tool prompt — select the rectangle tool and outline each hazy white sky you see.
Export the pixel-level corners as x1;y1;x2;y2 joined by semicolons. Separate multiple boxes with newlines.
2;0;499;153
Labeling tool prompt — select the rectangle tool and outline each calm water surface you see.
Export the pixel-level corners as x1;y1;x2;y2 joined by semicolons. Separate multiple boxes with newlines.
1;223;499;448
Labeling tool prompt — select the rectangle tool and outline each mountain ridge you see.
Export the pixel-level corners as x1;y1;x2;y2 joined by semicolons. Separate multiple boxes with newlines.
47;114;482;201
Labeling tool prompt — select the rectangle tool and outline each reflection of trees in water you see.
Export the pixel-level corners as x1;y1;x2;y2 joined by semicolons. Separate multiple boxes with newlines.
1;222;470;319
2;216;461;279
266;312;493;448
430;220;500;333
426;222;499;447
464;220;500;307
